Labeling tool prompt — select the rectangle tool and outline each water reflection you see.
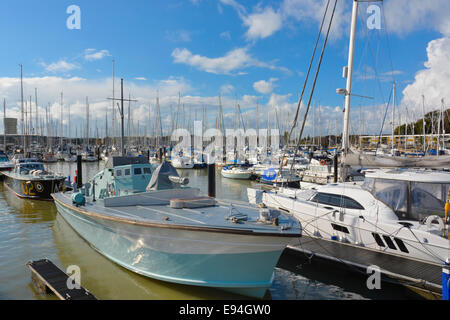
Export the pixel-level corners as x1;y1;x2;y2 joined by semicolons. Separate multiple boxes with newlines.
1;184;57;224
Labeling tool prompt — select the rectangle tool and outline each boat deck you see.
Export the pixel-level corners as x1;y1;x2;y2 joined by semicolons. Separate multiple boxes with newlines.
54;192;301;237
288;235;443;294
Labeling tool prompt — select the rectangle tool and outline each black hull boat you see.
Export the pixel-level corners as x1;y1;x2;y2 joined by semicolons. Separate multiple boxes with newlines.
3;175;66;200
2;158;67;201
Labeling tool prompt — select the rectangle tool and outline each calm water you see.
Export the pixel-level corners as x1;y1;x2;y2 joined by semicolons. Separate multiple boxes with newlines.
0;162;424;300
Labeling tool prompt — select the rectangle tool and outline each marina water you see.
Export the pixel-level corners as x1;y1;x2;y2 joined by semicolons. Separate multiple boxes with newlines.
0;162;426;300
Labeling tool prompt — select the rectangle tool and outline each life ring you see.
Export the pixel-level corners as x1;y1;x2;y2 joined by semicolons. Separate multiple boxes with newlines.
35;182;44;192
320;159;327;166
425;215;444;232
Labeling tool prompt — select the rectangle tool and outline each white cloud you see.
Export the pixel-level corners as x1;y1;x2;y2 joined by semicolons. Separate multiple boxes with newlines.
41;60;79;73
165;30;192;42
401;36;450;117
253;78;278;94
220;31;231;40
171;47;287;75
383;0;450;37
243;7;283;40
84;49;111;61
220;84;235;94
280;0;349;40
135;77;147;81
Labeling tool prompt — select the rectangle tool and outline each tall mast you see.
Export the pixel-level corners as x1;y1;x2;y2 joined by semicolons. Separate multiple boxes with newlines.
60;92;63;146
341;0;359;154
112;59;115;147
392;81;396;154
3;98;6;153
20;65;26;155
422;94;426;152
86;97;90;147
46;103;49;149
35;88;38;137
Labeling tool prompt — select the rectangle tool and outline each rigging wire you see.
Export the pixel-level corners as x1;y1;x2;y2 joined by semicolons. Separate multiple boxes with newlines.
287;0;339;177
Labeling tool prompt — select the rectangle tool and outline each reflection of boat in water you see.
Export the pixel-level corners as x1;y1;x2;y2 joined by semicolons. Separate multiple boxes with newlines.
3;158;67;200
1;183;57;223
53;157;301;298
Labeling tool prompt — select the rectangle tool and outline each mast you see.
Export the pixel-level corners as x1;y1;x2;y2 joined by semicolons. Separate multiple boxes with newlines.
86;96;89;147
3;99;6;153
422;94;426;152
392;81;395;154
121;79;125;156
35;88;38;137
341;0;359;154
441;99;445;151
20;65;25;155
46;103;50;150
60;92;63;146
112;59;115;147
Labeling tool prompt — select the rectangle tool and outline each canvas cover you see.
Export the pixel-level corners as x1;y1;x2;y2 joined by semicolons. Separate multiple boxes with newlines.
147;161;183;191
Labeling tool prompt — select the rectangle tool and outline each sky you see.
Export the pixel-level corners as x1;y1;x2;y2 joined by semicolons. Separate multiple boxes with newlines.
0;0;449;139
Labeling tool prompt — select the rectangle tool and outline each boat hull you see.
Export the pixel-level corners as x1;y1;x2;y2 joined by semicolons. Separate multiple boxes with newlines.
221;171;252;180
53;196;291;298
3;174;66;200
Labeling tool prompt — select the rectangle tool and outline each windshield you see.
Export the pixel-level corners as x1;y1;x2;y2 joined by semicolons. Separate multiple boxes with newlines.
19;163;45;173
363;177;449;221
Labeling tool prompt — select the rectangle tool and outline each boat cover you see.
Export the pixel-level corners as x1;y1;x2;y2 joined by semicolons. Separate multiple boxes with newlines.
147;161;184;191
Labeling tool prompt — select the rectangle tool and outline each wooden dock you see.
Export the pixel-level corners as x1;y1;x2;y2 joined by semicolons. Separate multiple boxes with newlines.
27;259;97;300
286;236;443;296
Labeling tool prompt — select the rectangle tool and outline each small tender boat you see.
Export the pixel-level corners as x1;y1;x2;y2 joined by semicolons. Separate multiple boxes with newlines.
64;154;78;162
221;165;253;180
259;168;302;188
3;158;66;200
171;156;195;169
52;158;301;298
82;150;97;162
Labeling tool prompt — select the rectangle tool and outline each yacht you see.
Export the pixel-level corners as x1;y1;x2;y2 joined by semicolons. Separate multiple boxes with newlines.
250;168;450;266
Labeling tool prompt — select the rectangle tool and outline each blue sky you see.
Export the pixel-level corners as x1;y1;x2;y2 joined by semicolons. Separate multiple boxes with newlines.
0;0;449;138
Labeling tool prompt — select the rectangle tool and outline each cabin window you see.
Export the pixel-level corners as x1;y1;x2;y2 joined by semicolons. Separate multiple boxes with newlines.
116;170;122;177
372;179;408;218
134;168;142;175
311;192;364;210
410;182;450;221
125;169;131;176
144;167;151;174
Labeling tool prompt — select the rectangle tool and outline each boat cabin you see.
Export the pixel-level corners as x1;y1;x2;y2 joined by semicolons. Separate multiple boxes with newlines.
14;158;46;175
90;156;153;199
362;169;450;221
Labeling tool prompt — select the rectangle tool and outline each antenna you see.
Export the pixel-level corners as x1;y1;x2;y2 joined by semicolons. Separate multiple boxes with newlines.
107;79;137;156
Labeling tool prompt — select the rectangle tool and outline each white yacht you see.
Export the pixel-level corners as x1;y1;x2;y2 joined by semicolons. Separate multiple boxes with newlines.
250;168;450;266
221;165;253;180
